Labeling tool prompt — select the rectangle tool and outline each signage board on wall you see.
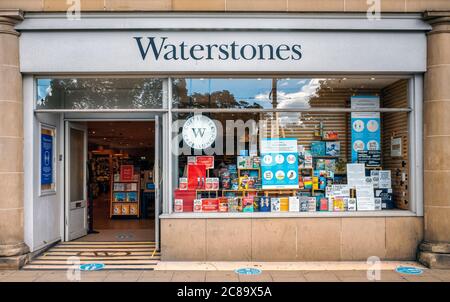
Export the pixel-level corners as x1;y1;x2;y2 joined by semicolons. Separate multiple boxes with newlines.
351;96;381;163
260;138;299;189
40;124;56;194
20;31;427;73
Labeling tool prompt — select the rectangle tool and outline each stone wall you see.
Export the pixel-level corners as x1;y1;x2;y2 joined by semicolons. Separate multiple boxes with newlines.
0;0;449;13
161;217;423;261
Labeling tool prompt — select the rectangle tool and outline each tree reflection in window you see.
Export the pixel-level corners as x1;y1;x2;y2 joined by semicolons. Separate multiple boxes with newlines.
36;78;164;109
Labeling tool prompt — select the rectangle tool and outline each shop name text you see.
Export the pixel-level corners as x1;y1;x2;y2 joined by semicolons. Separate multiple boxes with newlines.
134;37;302;61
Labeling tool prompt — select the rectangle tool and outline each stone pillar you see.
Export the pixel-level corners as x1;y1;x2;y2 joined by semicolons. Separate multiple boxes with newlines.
420;11;450;269
0;9;29;269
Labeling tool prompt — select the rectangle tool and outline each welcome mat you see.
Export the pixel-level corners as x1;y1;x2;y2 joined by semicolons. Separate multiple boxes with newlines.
22;241;159;270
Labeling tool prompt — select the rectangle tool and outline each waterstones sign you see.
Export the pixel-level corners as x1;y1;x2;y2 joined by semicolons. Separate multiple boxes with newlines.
133;37;302;61
20;31;427;73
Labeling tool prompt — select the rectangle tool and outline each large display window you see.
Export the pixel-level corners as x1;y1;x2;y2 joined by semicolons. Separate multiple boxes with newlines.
170;77;413;215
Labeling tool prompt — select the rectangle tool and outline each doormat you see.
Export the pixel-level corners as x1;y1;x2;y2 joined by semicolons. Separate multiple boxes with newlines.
22;241;159;271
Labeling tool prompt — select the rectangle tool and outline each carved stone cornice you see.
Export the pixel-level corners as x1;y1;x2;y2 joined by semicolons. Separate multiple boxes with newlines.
0;9;24;36
424;11;450;35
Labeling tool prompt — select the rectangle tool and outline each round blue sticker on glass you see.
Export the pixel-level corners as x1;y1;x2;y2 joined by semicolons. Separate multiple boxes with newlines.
79;263;105;271
395;266;423;275
235;268;262;275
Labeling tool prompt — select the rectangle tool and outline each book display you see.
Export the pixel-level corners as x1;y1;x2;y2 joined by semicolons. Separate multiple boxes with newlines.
110;165;140;217
174;90;408;213
174;113;398;214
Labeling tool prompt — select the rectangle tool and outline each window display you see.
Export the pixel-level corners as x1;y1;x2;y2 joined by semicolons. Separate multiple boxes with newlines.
171;77;411;215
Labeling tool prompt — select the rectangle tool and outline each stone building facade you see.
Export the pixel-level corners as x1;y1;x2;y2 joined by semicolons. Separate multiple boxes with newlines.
0;0;449;269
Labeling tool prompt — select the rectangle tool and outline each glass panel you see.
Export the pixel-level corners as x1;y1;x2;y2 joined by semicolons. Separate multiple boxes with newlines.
70;128;84;202
172;77;409;109
170;110;410;213
37;78;164;109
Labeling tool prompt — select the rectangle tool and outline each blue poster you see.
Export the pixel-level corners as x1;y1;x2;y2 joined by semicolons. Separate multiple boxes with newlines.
260;138;298;189
351;96;381;163
41;133;53;185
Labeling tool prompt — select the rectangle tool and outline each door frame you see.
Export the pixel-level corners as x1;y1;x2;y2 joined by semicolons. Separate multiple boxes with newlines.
62;117;163;248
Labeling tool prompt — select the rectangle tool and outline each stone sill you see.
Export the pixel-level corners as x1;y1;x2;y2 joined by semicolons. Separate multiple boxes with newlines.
160;210;419;219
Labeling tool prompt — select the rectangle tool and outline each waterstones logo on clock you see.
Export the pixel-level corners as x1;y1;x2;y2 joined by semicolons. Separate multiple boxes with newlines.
182;115;218;150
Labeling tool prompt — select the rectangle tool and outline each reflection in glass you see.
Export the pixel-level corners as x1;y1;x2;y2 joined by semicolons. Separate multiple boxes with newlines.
36;78;164;109
172;77;406;109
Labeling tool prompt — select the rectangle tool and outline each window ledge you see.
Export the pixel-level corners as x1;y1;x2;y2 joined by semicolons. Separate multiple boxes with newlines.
160;210;419;219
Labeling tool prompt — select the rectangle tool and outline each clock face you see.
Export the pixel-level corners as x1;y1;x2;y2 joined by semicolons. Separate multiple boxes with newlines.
182;115;217;150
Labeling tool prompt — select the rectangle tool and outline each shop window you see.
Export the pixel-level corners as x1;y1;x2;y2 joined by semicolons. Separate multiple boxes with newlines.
36;78;165;109
171;77;411;214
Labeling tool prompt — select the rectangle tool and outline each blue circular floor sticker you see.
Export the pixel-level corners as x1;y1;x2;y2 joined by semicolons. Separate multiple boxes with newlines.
395;266;423;275
79;263;105;271
235;268;262;275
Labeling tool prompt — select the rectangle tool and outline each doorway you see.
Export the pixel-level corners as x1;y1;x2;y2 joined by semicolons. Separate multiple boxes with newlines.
65;120;159;243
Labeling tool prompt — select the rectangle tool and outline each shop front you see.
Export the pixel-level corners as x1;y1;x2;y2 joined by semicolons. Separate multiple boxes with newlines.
3;12;440;266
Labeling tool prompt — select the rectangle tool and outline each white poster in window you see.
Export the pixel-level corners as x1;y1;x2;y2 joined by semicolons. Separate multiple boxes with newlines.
356;184;375;211
347;163;366;188
378;170;392;189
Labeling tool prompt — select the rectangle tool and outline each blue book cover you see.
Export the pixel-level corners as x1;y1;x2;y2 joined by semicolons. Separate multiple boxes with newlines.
114;192;126;202
311;141;326;156
127;192;137;202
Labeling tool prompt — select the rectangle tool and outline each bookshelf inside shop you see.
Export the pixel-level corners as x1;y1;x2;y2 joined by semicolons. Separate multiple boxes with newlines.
110;177;140;218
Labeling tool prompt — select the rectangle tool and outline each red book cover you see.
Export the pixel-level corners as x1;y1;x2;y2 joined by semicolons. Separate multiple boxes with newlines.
202;198;219;212
187;164;207;190
120;165;134;182
196;156;215;169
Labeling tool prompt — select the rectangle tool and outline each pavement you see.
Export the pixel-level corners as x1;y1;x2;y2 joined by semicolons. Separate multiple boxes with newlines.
0;261;449;282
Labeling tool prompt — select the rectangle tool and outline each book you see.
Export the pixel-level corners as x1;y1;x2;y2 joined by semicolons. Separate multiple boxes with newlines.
174;199;183;213
280;197;289;212
228;197;241;212
193;199;202;212
270;198;280;212
347;198;357;211
311;141;326;156
113;192;126;202
325;141;340;157
299;196;310;212
179;178;188;190
324;159;336;172
202;198;219;212
218;198;228;212
121;204;130;215
242;197;254;212
319;197;328;211
126;192;137;202
205;178;219;190
333;196;346;212
237;156;251;169
315;159;326;170
307;197;317;212
288;196;300;212
323;131;339;140
258;197;271;212
113;183;125;191
129;204;138;215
